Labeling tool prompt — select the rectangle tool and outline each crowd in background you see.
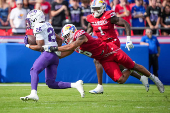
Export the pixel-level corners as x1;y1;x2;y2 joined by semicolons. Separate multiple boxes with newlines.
0;0;170;36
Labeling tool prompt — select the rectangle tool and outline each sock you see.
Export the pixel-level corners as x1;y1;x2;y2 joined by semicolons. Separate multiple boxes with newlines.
31;89;37;95
97;84;103;88
140;76;143;81
71;83;76;88
149;74;155;81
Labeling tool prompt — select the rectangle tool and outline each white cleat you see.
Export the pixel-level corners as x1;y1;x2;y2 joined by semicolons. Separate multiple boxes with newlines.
153;76;164;93
20;94;39;102
89;86;104;94
75;80;85;98
140;76;149;92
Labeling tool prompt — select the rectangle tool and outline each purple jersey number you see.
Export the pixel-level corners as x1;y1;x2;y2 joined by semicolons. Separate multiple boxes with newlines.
47;27;56;42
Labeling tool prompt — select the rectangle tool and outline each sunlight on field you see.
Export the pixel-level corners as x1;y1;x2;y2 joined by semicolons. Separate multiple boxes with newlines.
0;84;169;113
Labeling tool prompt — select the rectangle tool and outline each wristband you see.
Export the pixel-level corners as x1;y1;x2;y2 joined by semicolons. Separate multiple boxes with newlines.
26;44;30;48
50;46;58;52
127;36;131;41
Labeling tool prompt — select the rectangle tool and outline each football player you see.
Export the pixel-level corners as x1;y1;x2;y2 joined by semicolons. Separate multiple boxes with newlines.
86;0;148;94
20;10;85;102
47;24;164;94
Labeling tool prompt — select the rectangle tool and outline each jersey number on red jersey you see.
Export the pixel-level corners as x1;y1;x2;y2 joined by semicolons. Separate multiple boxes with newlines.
79;49;92;57
98;27;105;35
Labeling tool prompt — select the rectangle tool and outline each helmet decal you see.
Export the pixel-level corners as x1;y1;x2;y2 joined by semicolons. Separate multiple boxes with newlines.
92;0;97;6
61;24;77;44
99;0;104;3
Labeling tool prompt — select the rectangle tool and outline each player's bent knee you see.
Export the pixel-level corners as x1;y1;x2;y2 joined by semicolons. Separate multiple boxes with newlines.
46;80;55;89
117;78;125;84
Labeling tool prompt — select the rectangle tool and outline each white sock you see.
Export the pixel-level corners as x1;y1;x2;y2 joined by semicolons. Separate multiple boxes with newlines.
149;74;155;81
71;83;76;88
31;90;37;95
97;84;103;88
140;76;143;81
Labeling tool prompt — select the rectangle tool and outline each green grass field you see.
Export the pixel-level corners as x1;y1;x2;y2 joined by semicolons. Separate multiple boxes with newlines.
0;83;169;113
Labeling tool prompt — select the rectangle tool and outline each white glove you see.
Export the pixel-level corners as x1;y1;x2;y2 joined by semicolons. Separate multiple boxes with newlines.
42;45;51;52
55;51;61;56
25;44;30;48
125;36;134;51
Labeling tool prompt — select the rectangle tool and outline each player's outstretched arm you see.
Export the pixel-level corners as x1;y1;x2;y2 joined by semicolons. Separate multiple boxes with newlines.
111;16;131;36
111;16;134;51
58;51;75;59
51;35;88;52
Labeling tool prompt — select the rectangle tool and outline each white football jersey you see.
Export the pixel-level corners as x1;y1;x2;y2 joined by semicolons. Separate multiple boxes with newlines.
33;22;58;47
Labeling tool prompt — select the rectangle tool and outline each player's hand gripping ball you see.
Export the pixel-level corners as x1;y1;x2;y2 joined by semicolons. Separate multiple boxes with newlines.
24;35;36;45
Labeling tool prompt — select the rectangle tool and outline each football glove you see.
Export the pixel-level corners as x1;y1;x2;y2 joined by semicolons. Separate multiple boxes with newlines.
24;35;28;44
125;36;134;51
50;46;58;52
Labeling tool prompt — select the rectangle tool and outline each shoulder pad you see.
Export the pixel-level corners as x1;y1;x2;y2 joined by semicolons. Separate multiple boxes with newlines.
86;14;93;22
74;30;86;40
104;10;116;19
33;23;46;34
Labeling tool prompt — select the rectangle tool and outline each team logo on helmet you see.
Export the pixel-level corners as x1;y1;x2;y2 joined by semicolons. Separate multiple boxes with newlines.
99;0;104;3
65;25;76;32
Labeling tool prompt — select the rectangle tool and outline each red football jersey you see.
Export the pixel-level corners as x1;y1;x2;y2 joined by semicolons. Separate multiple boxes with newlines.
115;4;131;25
86;10;118;41
73;30;108;60
41;2;51;14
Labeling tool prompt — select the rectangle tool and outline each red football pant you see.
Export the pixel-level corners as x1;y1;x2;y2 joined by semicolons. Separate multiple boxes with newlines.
100;43;135;82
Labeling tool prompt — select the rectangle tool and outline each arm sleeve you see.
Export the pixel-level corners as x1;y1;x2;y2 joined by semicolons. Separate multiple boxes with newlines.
140;36;146;42
158;7;161;17
10;10;14;19
48;2;51;11
142;7;146;14
80;7;83;17
51;3;55;11
146;7;150;17
115;5;118;13
156;37;160;46
131;7;135;17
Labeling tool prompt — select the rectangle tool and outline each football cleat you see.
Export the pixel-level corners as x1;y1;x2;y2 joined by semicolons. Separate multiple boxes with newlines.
20;94;39;102
75;80;85;98
140;76;149;92
89;85;104;94
153;76;165;93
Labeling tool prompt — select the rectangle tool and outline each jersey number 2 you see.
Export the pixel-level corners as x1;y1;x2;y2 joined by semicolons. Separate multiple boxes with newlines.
98;27;104;35
47;27;56;42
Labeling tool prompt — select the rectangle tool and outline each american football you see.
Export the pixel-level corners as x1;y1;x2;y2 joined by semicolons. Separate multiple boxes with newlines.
27;35;36;45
